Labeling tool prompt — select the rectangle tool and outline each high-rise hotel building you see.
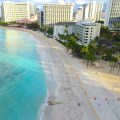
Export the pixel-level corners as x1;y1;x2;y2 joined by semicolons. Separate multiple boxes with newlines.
1;1;35;22
82;1;103;22
43;1;74;27
104;0;120;27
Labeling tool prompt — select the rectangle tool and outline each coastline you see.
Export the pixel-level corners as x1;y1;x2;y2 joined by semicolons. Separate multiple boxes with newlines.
1;27;120;120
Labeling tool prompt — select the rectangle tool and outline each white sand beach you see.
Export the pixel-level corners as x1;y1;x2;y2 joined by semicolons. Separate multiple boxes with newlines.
1;27;120;120
31;30;120;120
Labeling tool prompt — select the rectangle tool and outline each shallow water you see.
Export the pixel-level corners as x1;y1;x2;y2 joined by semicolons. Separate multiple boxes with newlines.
0;28;47;120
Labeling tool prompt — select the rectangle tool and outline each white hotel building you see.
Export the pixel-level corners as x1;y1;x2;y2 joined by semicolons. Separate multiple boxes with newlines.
43;1;74;27
104;0;120;28
53;20;101;46
75;21;101;46
54;22;76;39
1;1;35;22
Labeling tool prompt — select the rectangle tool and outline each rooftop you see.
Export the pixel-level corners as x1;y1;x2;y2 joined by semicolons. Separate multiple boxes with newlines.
55;22;76;26
43;3;74;6
76;20;101;26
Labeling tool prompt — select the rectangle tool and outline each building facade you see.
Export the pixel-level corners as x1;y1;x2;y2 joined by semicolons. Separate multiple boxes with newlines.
43;1;74;27
54;22;76;39
104;0;120;28
82;1;103;22
36;10;44;27
1;1;35;22
75;21;101;46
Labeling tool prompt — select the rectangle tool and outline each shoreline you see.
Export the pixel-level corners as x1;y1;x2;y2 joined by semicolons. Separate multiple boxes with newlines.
0;27;49;120
1;27;120;120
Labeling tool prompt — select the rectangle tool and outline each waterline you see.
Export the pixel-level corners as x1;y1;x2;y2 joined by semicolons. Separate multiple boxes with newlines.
0;28;47;120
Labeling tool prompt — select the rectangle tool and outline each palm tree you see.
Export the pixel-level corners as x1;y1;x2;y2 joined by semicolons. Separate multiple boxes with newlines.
76;33;80;38
64;29;68;35
81;46;89;68
65;24;68;28
117;55;120;75
64;24;69;36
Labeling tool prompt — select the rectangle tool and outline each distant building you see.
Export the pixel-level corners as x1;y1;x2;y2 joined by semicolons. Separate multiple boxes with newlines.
0;14;1;21
101;11;105;21
1;1;36;22
75;20;101;46
54;22;76;39
36;10;44;27
43;1;74;27
82;1;103;22
75;7;84;22
73;11;77;21
29;4;36;17
104;0;120;28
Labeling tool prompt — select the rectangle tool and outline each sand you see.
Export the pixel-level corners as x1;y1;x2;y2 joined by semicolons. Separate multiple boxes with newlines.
31;30;120;120
1;27;120;120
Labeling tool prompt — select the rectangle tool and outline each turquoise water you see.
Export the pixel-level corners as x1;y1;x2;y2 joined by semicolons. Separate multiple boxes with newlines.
0;28;47;120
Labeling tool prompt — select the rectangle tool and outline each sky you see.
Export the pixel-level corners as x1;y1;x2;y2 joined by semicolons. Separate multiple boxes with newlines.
0;0;107;13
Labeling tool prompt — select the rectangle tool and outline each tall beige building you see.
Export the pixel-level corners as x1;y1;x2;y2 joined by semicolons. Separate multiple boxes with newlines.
82;1;103;22
43;1;74;27
1;1;35;22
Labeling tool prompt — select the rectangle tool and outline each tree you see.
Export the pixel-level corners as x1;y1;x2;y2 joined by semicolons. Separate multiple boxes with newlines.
41;24;46;32
114;22;120;32
96;44;103;62
64;24;69;36
94;36;100;44
117;55;120;75
76;33;80;38
95;20;104;24
81;46;89;68
46;27;53;35
109;56;118;73
88;42;97;67
26;23;40;30
65;24;68;28
64;29;68;35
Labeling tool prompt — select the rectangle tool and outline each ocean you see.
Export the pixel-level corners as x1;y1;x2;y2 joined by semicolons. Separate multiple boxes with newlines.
0;28;47;120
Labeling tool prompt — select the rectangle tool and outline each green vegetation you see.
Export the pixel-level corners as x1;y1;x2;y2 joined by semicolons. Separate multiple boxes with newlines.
0;21;17;26
57;24;120;74
0;21;8;26
95;20;104;24
46;27;54;35
26;23;40;30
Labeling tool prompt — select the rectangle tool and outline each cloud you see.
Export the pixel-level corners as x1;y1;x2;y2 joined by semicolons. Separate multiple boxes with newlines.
31;0;56;3
75;0;89;4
